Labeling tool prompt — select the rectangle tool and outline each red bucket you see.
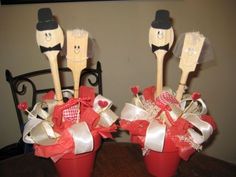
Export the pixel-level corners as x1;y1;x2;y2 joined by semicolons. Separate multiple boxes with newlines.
144;138;181;177
55;133;101;177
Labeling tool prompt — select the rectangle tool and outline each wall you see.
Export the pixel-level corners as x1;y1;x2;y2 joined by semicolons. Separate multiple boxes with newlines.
0;0;236;163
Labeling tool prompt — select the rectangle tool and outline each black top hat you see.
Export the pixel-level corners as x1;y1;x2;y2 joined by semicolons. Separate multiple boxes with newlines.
36;8;58;31
151;10;171;29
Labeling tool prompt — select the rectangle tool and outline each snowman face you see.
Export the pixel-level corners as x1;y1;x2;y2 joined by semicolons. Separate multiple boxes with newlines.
149;27;174;48
36;26;64;48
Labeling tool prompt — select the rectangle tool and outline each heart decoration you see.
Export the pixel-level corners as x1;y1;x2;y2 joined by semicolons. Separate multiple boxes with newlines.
98;100;108;108
131;86;139;95
18;102;28;111
191;92;201;101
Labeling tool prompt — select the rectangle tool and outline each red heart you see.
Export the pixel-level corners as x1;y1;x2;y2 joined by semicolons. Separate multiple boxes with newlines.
98;100;108;108
191;92;201;101
17;102;28;111
131;86;139;95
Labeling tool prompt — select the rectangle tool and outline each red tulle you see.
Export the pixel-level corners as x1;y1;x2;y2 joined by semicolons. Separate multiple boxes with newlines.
120;86;216;161
143;86;156;101
34;86;117;159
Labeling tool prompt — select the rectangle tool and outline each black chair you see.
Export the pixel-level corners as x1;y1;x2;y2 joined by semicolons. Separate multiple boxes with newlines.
0;61;102;160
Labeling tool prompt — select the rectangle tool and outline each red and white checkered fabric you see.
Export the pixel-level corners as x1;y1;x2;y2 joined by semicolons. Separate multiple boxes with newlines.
63;104;79;122
156;91;179;106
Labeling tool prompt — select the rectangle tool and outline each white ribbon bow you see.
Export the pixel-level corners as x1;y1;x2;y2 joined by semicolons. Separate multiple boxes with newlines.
23;89;74;145
121;93;213;153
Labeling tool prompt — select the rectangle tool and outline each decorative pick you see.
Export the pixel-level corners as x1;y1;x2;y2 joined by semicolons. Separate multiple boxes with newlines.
174;32;205;101
66;29;89;98
130;85;144;108
182;92;201;115
149;10;174;97
36;8;64;104
18;102;35;117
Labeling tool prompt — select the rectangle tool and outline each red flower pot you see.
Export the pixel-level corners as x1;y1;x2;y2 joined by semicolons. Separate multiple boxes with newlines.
55;133;101;177
144;137;181;177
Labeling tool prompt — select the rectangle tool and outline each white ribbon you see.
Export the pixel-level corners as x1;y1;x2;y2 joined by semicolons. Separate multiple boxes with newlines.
144;120;166;152
168;103;183;122
121;92;214;153
93;95;118;127
23;102;59;145
23;89;74;145
68;122;94;154
120;103;150;121
181;96;207;115
183;113;213;144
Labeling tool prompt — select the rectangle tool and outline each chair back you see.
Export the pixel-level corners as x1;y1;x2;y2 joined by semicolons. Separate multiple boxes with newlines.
5;61;102;135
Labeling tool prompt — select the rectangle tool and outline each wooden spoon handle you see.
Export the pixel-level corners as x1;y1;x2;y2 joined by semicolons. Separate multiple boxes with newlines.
155;50;166;97
47;53;63;104
69;66;82;98
176;70;189;101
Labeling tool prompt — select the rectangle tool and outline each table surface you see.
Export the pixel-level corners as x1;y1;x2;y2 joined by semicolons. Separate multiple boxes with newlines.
1;142;236;177
93;142;236;177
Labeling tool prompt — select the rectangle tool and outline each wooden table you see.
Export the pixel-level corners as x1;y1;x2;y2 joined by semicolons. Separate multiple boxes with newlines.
1;142;236;177
93;142;236;177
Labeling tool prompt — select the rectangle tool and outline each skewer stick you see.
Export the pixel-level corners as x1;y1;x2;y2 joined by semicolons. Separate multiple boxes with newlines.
66;29;88;98
176;32;205;101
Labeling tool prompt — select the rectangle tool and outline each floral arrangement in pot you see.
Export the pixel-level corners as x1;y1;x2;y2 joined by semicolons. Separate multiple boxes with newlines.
119;10;217;177
18;8;118;177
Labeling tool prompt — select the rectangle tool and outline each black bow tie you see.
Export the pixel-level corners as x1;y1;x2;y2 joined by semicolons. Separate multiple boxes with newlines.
40;43;61;53
151;44;169;53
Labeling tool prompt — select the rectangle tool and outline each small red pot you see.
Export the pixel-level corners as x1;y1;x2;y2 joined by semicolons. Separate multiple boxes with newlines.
55;133;101;177
144;137;181;177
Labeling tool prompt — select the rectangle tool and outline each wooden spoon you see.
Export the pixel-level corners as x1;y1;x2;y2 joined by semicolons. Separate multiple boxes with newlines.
66;29;88;98
36;8;64;104
149;10;174;97
175;32;205;101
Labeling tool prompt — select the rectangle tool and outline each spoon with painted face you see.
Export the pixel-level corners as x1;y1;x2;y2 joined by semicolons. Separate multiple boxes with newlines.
149;10;174;97
36;8;64;104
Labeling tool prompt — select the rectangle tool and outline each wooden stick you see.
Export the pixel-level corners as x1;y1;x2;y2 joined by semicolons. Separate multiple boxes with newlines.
176;70;189;101
66;29;88;98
